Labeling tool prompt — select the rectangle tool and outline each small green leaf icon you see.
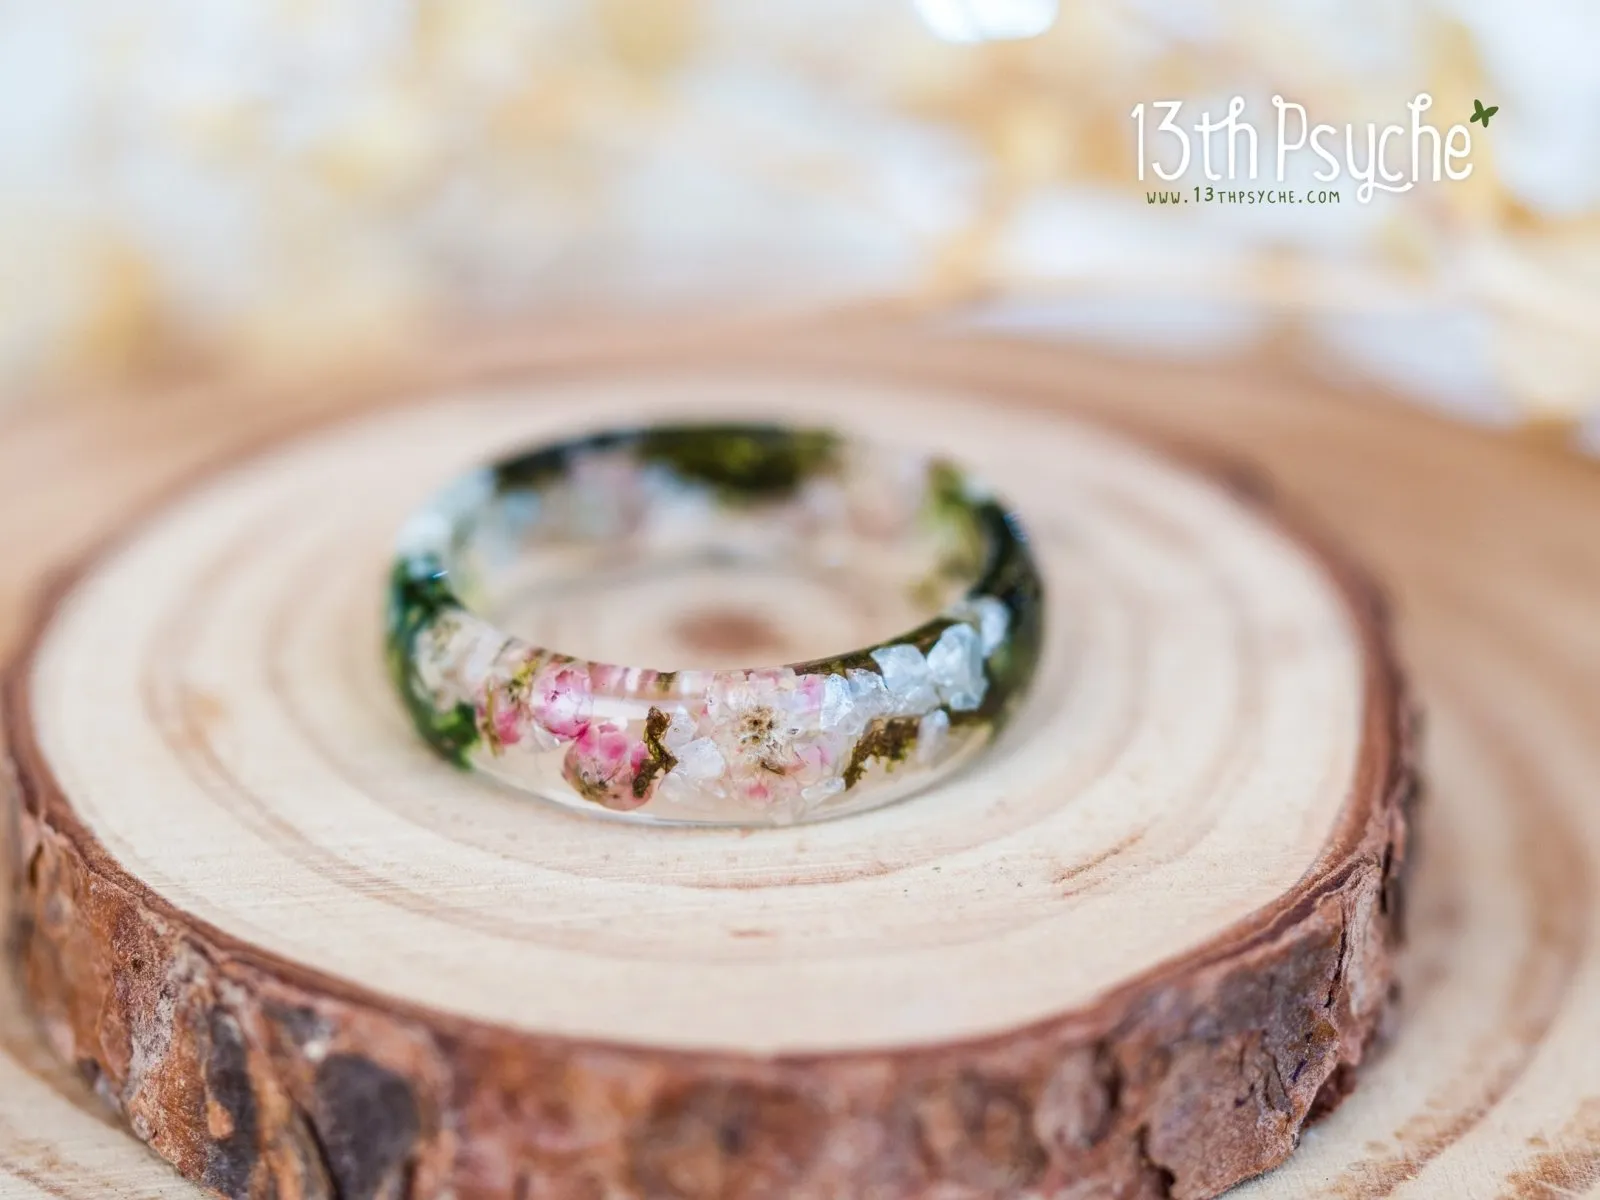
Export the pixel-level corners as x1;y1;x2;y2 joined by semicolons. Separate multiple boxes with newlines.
1470;99;1499;127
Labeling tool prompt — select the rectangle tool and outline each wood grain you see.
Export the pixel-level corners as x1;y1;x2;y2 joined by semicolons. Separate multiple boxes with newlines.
0;324;1595;1198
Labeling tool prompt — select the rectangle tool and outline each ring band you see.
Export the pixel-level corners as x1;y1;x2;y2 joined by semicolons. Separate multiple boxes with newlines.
386;423;1043;825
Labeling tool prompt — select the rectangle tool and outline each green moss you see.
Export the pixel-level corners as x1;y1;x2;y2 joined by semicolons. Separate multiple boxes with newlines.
923;460;971;533
492;442;577;492
842;715;922;789
968;577;1043;728
633;706;679;799
419;699;481;765
920;458;988;583
385;556;480;767
795;648;880;678
905;616;961;655
634;425;839;502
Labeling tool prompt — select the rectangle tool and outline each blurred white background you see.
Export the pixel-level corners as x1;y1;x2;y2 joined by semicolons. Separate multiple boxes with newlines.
3;0;1597;442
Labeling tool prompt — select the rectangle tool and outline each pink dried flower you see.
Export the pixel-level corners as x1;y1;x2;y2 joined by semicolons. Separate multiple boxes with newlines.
488;692;524;749
563;721;650;811
530;662;593;740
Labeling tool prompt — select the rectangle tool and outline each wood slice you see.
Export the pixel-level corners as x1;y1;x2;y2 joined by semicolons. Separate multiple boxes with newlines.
2;361;1409;1200
0;326;1595;1200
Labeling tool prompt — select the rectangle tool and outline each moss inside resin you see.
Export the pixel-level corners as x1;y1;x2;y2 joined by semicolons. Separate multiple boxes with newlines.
841;715;922;789
492;432;628;492
633;706;679;799
921;458;990;583
385;557;481;767
796;649;879;679
968;565;1044;727
634;425;839;502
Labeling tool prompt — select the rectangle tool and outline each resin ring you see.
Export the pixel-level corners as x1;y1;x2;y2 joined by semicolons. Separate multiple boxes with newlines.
386;423;1043;825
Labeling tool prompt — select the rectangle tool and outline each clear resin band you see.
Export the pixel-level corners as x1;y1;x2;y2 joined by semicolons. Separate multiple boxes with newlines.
387;424;1042;825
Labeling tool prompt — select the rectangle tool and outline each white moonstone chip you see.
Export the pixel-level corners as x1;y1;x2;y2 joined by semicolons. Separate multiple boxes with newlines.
926;623;987;711
917;707;951;765
675;737;727;780
870;643;940;715
820;673;857;733
821;669;894;734
970;595;1010;656
662;708;698;752
948;594;1010;656
846;669;891;719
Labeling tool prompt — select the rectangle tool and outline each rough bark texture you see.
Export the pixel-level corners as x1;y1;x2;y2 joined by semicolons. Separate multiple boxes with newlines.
1;458;1418;1200
7;769;1416;1200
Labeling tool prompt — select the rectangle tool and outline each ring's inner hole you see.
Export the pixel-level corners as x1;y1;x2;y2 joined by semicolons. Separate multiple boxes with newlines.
439;427;993;670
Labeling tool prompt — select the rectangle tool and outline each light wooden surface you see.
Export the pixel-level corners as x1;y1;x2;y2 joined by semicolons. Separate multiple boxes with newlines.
1;326;1597;1198
21;376;1382;1051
